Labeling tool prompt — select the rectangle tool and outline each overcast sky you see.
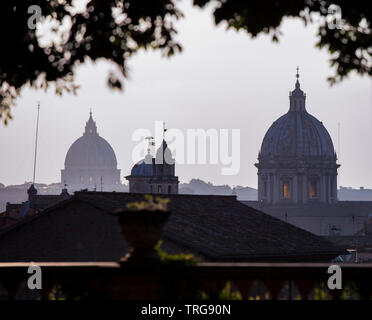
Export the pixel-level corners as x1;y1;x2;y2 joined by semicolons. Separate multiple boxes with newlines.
0;1;371;189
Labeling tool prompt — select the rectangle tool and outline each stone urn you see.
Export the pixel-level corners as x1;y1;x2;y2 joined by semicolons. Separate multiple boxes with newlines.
116;209;170;264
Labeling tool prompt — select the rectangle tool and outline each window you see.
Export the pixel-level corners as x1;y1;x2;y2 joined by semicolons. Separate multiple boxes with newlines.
168;185;172;194
263;180;267;197
157;185;162;193
283;181;290;198
309;180;318;198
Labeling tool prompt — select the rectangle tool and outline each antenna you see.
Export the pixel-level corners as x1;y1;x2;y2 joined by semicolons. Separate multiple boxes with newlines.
163;121;167;140
100;176;103;192
32;102;40;184
337;122;341;159
145;136;155;155
338;122;341;187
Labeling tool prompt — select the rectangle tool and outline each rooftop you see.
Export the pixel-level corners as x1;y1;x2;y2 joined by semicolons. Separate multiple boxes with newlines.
0;191;345;262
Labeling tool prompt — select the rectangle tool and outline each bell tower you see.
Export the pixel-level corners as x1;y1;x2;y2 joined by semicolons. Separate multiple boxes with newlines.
126;126;179;194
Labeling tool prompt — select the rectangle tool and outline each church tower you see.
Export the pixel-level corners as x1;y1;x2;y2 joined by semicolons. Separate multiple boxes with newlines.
255;69;340;205
126;136;179;194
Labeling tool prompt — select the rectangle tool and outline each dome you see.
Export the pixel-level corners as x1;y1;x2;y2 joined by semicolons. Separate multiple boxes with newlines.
64;113;118;168
130;154;153;176
256;70;339;205
260;112;335;158
259;77;335;159
155;140;175;165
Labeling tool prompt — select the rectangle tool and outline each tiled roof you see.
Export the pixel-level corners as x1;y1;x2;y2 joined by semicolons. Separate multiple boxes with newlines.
0;192;345;261
48;192;348;259
31;194;70;210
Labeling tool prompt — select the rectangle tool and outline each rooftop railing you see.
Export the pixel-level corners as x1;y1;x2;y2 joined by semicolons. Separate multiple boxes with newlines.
0;261;372;300
0;208;370;300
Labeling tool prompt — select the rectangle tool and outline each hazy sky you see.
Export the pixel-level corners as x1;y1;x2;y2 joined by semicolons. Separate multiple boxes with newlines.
0;2;371;189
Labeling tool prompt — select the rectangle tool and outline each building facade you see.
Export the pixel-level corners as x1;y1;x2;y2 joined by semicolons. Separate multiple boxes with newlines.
255;71;340;205
244;70;372;237
61;112;121;192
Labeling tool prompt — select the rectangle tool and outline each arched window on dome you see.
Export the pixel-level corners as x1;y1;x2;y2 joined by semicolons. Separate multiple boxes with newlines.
168;185;172;194
158;185;162;193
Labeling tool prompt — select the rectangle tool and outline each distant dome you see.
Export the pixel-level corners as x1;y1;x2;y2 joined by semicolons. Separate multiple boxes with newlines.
126;137;179;194
61;112;121;192
260;78;335;159
130;154;153;176
65;136;117;168
64;113;118;168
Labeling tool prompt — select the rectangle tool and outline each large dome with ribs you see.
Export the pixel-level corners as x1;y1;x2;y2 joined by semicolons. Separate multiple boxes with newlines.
64;112;118;168
259;79;335;159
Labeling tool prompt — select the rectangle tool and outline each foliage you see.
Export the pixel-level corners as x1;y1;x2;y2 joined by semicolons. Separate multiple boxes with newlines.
126;194;170;211
154;240;199;265
340;282;363;300
0;1;370;123
313;285;329;300
218;281;242;300
194;0;371;85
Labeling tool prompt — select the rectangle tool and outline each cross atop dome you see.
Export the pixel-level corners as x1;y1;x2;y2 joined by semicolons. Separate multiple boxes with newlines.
295;66;301;90
289;67;306;111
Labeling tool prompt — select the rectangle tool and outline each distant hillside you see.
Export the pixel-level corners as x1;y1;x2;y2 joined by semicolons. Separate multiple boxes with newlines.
179;179;257;200
2;181;371;212
338;186;372;201
179;182;372;202
0;182;65;212
0;182;129;212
